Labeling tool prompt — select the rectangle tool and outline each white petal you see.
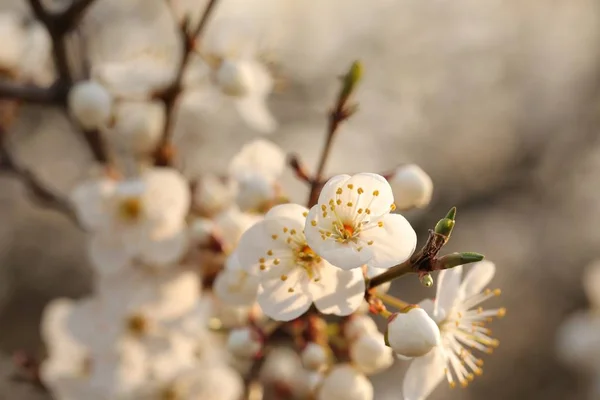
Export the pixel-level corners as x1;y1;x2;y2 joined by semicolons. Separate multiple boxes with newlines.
213;207;262;251
142;168;191;225
214;268;259;307
138;224;188;267
265;203;309;225
70;179;115;230
359;213;417;269
312;263;364;316
92;60;175;98
305;206;371;270
433;266;463;321
257;270;312;321
458;260;496;300
316;174;351;205
229;139;285;181
235;95;277;133
88;232;132;275
402;346;446;400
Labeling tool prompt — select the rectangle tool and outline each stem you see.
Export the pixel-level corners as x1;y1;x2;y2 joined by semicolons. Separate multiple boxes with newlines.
374;292;410;311
367;258;414;289
154;0;220;166
306;115;338;207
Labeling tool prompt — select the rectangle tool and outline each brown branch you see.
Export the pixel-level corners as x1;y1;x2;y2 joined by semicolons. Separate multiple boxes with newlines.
0;81;60;104
287;153;313;184
153;0;220;166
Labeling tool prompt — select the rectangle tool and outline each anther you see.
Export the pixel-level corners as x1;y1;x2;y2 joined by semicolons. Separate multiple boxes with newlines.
311;220;317;226
347;184;354;189
288;288;294;293
302;211;308;217
259;258;266;263
373;190;380;196
290;229;297;235
357;208;363;214
336;188;343;194
493;289;502;296
267;250;273;256
377;221;384;227
273;259;280;265
367;240;374;245
357;187;364;194
347;202;353;207
336;199;342;205
271;234;278;240
280;275;288;281
390;203;396;211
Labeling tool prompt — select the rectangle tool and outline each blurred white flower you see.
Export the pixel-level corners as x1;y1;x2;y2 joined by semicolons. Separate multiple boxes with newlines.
214;252;260;306
301;342;328;371
237;203;365;321
305;173;417;270
229;139;285;211
556;311;600;372
227;327;262;358
71;168;190;275
317;364;373;400
0;13;26;75
189;217;216;246
343;314;379;341
402;261;505;399
193;173;235;217
349;331;394;375
108;100;165;154
68;81;113;130
385;307;440;358
212;206;262;252
388;164;433;210
260;347;309;395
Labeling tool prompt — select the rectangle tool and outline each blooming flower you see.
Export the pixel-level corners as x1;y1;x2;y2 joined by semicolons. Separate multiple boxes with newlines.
388;164;433;210
317;364;373;400
214;252;260;306
305;173;417;270
402;261;505;400
71;168;190;275
343;314;379;341
237;203;365;321
386;307;441;358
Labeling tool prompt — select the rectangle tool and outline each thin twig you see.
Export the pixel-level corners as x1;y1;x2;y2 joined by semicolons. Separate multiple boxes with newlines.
0;81;60;104
154;0;220;166
287;153;313;184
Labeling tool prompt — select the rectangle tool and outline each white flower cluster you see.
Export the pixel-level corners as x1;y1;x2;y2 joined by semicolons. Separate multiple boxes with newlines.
557;261;600;398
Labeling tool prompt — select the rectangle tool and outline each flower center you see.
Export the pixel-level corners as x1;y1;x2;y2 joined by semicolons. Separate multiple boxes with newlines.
117;197;143;222
126;313;149;337
341;223;354;239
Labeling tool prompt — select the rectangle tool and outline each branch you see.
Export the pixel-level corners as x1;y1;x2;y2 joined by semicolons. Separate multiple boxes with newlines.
287;153;313;184
0;81;60;104
306;61;362;207
153;0;220;166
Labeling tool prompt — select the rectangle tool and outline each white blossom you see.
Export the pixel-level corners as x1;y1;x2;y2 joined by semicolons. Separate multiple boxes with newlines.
305;173;417;270
189;217;215;246
317;364;373;400
343;314;379;341
214;252;260;306
385;307;440;358
71;168;190;275
108;100;165;154
402;261;505;399
229;139;285;211
349;331;394;375
0;13;26;75
301;342;328;371
237;203;365;321
556;311;600;372
260;347;309;395
212;206;262;253
227;327;262;358
388;164;433;210
68;80;113;130
193;173;235;217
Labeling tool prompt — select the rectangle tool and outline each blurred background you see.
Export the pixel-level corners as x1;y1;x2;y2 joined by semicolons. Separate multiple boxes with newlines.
1;0;600;398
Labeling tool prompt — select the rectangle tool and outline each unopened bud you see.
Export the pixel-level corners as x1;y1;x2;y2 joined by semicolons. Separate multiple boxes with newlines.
110;100;165;154
68;80;113;130
419;273;434;288
434;207;456;238
385;308;440;358
436;252;485;270
349;332;394;375
338;61;363;104
216;59;252;97
317;364;373;400
388;164;433;210
227;327;262;358
301;343;327;371
343;314;379;341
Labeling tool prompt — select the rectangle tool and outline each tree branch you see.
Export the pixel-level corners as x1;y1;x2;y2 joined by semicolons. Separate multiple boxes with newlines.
153;0;220;166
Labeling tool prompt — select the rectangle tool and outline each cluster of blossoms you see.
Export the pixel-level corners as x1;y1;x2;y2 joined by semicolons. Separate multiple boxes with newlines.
0;2;506;399
557;261;600;399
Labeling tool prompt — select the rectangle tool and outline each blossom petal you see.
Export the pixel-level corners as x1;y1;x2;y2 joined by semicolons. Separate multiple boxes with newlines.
316;174;351;205
312;263;365;316
88;232;132;275
214;256;259;307
305;206;370;270
138;225;188;267
257;269;312;321
70;179;115;230
433;266;463;321
359;213;417;269
142;168;191;224
458;261;496;300
402;346;446;400
235;96;277;133
229;139;285;182
418;298;435;319
265;203;309;225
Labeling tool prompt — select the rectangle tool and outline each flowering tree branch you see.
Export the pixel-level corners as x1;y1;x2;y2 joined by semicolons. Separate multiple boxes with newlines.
287;153;314;184
153;0;221;166
306;61;362;207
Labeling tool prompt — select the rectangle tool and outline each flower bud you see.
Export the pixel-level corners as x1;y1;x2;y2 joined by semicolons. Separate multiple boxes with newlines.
385;307;440;358
317;364;373;400
216;59;252;97
193;174;234;216
68;80;113;130
389;164;433;210
301;342;327;371
111;100;165;154
344;315;379;341
349;332;393;375
188;218;215;246
227;327;262;358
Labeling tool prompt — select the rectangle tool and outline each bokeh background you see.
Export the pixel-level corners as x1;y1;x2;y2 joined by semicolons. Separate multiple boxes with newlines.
1;0;600;398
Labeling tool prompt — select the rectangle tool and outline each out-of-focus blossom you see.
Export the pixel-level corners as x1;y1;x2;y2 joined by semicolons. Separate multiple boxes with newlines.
71;168;190;275
68;81;113;130
108;100;165;154
402;261;505;399
305;173;417;270
343;314;379;341
212;206;262;253
317;364;373;400
349;331;394;375
237;204;365;321
227;327;262;358
214;252;260;306
301;342;328;371
388;164;433;210
193;174;235;217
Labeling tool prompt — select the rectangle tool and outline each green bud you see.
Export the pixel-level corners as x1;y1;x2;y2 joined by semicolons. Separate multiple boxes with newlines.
434;207;457;237
436;252;485;270
445;207;457;221
339;61;363;102
419;273;434;288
